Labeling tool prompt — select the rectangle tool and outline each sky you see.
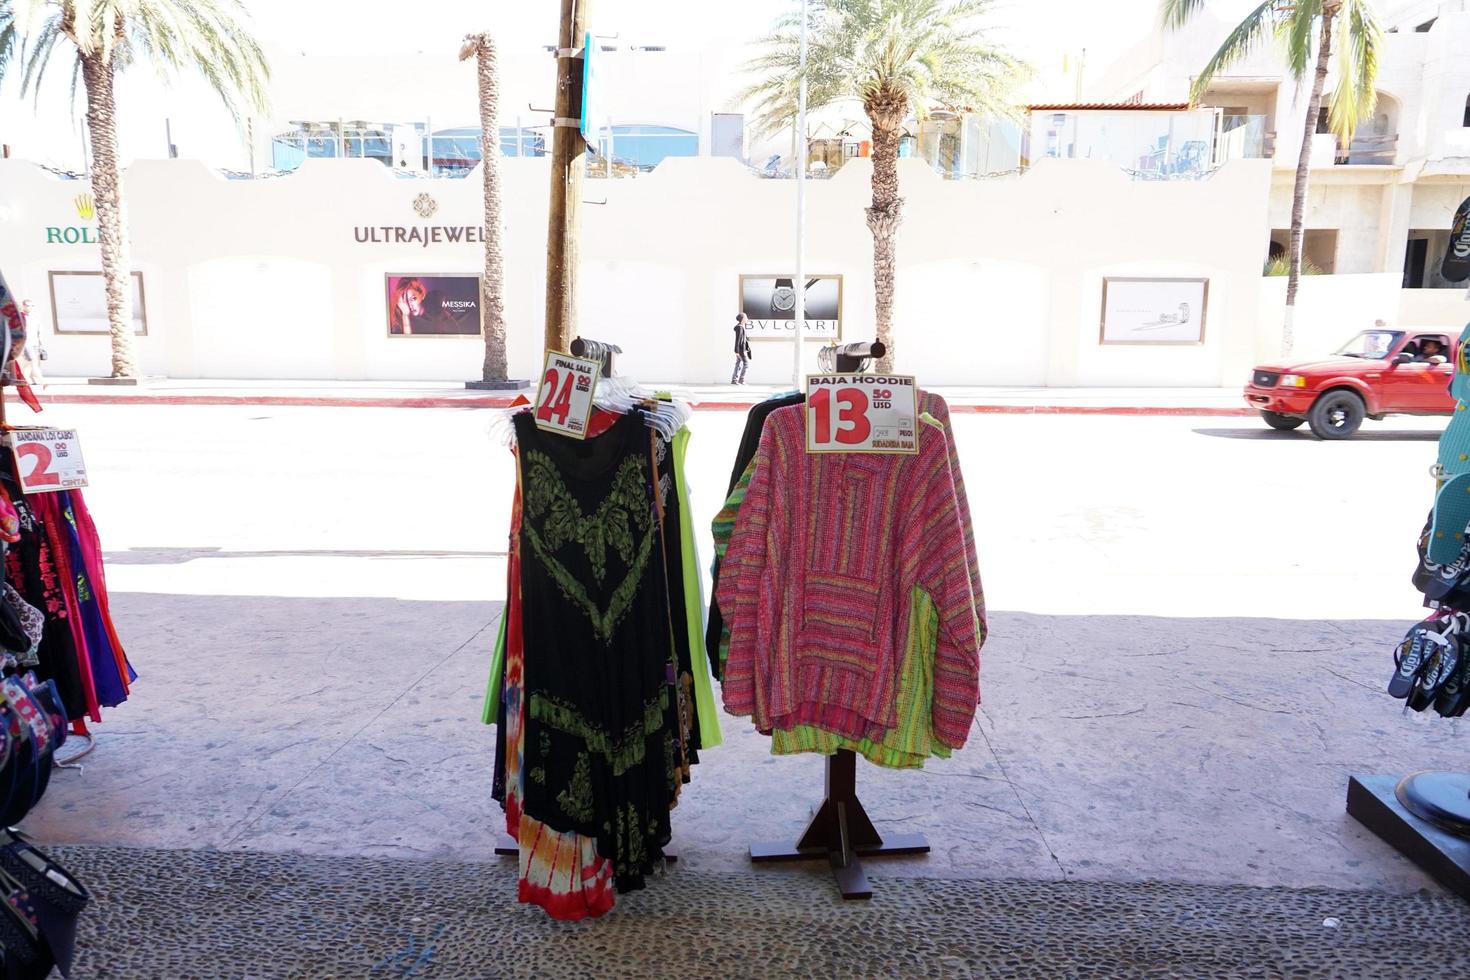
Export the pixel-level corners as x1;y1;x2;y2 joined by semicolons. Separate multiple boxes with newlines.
0;0;1254;171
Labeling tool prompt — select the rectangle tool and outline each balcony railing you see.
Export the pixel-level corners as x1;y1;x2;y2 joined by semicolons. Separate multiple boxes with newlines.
1337;133;1398;165
1217;115;1274;161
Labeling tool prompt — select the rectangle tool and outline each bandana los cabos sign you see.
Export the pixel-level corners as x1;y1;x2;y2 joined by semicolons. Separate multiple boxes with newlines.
354;193;485;247
45;193;99;244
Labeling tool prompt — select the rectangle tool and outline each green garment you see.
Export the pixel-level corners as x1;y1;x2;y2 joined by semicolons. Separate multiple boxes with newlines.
673;427;722;749
481;610;507;726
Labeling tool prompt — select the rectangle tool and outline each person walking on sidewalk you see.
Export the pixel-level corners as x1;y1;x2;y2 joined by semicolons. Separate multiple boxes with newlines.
731;313;752;385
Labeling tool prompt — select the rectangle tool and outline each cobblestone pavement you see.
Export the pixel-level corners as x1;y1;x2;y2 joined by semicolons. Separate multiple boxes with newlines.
45;845;1470;979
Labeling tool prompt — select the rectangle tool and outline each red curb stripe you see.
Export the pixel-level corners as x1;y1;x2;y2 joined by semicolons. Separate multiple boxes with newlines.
960;405;1252;417
32;393;1253;416
39;393;518;409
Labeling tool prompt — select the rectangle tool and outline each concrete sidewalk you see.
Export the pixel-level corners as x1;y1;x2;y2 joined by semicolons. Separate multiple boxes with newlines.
27;377;1254;415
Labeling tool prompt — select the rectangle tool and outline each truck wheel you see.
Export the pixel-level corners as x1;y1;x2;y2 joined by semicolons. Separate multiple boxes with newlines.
1260;411;1305;431
1307;390;1365;439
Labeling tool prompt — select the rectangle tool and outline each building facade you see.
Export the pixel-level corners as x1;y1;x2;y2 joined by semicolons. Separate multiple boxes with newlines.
1091;0;1470;292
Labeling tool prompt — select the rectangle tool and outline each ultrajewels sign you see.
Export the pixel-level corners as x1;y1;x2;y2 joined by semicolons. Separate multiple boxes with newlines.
354;192;484;248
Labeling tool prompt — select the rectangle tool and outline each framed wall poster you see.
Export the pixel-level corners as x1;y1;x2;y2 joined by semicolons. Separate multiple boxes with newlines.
738;274;843;340
385;274;482;336
47;271;148;335
1099;277;1209;345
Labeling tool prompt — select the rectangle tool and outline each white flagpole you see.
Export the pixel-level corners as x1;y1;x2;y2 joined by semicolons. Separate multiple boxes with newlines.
792;0;810;389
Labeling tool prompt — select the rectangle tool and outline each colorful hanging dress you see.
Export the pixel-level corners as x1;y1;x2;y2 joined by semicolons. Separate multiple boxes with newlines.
512;411;680;893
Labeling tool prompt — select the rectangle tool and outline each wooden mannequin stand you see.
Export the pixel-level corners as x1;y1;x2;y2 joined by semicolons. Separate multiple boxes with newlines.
749;749;929;900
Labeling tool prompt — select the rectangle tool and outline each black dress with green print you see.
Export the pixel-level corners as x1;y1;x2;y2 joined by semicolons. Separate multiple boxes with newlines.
513;410;679;892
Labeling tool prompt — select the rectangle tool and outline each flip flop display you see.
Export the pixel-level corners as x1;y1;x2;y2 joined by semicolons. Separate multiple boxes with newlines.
1392;323;1470;718
1387;326;1470;717
1428;473;1470;564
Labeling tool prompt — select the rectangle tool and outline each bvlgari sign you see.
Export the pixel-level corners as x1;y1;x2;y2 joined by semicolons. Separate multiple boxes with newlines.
354;194;484;247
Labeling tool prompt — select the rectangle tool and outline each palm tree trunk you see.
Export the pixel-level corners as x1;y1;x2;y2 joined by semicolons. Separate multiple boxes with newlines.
80;53;140;379
472;34;509;382
866;114;904;373
1283;5;1337;359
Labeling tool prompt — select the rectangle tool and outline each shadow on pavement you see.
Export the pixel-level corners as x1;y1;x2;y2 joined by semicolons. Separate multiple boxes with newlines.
104;546;508;564
17;593;1452;897
1192;427;1444;441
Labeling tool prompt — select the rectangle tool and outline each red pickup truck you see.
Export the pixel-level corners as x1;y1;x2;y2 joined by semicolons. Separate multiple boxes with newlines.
1244;327;1458;439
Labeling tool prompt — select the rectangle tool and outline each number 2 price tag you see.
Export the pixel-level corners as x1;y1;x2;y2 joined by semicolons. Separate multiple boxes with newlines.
534;350;601;439
7;427;89;494
805;374;919;454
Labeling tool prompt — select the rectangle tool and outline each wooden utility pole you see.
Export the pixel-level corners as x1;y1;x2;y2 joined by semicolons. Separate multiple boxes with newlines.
544;0;588;354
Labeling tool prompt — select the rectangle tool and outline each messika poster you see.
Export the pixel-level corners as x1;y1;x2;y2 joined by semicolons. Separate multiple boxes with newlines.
385;274;482;336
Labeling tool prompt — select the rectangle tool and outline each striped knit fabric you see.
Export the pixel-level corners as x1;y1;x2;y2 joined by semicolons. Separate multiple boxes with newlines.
718;396;983;749
715;474;952;767
769;585;953;768
710;461;757;677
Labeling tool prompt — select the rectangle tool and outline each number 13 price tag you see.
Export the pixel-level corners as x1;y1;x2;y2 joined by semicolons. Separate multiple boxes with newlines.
534;350;601;439
7;427;89;494
805;374;919;454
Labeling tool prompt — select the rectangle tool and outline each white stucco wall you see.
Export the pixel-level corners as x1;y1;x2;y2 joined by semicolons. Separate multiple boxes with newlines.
0;154;1295;387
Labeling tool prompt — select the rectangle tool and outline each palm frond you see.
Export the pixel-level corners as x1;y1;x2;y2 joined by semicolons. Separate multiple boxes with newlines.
1159;0;1213;31
1;0;270;126
742;0;1027;137
0;17;15;84
20;14;69;107
1326;0;1381;141
1185;0;1278;104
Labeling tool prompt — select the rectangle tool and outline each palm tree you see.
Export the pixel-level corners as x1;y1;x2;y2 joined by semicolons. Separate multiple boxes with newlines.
1163;0;1381;357
0;0;269;379
744;0;1024;371
459;32;509;384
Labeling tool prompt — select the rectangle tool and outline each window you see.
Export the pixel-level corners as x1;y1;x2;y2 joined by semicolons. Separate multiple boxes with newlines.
1415;18;1437;32
1405;230;1459;288
607;125;696;169
1463;94;1470;128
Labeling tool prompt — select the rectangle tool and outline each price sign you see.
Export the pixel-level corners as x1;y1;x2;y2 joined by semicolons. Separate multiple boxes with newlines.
534;350;601;439
7;427;89;494
805;374;919;454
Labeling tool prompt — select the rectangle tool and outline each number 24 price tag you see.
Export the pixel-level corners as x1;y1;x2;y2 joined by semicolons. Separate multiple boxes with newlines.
534;350;601;439
7;427;89;494
805;374;919;454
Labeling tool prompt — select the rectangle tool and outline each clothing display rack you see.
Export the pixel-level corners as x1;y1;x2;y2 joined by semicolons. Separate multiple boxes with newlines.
568;336;622;378
817;340;886;374
750;747;929;899
1348;773;1470;898
0;389;111;759
745;338;930;901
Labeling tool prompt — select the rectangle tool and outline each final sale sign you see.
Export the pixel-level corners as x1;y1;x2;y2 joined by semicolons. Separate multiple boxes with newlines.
804;374;919;454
